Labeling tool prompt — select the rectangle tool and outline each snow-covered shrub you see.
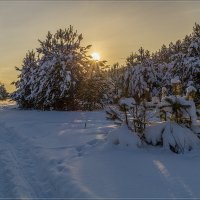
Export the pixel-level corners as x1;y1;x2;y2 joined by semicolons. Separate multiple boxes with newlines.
159;96;190;125
159;80;198;127
106;105;147;151
107;125;141;149
145;122;200;153
106;97;148;140
143;79;200;153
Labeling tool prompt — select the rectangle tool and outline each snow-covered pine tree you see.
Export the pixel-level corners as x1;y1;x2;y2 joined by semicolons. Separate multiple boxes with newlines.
123;53;159;103
33;27;91;110
182;34;192;54
0;82;8;100
152;44;171;64
187;23;200;99
126;47;150;67
168;24;200;100
12;50;38;108
106;63;125;104
13;26;92;110
79;59;108;110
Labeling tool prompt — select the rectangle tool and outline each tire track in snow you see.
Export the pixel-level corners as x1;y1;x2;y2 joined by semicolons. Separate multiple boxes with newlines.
153;159;197;198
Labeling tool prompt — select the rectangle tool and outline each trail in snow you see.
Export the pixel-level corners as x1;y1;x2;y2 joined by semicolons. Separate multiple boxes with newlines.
0;104;114;198
0;122;65;198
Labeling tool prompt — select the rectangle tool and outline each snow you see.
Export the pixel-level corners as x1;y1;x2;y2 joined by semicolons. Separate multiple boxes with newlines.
152;96;160;104
171;76;181;84
123;61;159;98
159;95;198;124
119;97;136;107
1;101;200;198
186;85;197;93
107;125;141;148
186;100;198;124
145;122;200;153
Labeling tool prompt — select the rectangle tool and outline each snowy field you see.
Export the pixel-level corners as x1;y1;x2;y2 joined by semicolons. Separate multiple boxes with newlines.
1;101;200;199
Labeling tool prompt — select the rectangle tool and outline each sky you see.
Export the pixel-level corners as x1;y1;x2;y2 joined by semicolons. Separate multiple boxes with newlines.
1;1;200;92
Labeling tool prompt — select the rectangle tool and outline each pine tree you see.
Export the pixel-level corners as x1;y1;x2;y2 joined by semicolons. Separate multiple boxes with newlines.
79;59;108;110
12;26;91;110
168;24;200;99
33;26;91;110
123;56;159;103
106;63;124;103
12;51;38;108
0;83;8;100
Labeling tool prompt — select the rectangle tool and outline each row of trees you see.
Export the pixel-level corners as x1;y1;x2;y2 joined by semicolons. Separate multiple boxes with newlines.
115;23;200;104
12;23;200;110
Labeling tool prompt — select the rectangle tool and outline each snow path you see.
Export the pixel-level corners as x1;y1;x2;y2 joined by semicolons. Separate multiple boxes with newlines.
1;102;200;198
0;124;38;198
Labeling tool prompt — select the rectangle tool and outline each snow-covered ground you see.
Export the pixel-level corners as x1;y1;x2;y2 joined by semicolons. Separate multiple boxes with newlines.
1;101;200;199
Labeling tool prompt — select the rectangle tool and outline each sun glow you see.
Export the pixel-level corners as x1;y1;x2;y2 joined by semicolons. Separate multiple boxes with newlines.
91;52;100;61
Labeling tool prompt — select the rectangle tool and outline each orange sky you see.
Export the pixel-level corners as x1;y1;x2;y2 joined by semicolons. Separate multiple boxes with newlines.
1;1;200;92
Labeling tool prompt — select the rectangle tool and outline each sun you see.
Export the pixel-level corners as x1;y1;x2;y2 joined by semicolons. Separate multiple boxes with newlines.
91;52;100;61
